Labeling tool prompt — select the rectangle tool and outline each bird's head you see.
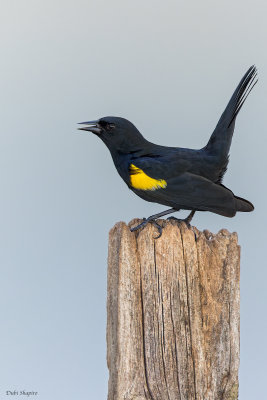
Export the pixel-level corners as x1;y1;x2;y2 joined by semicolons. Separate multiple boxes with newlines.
78;116;147;153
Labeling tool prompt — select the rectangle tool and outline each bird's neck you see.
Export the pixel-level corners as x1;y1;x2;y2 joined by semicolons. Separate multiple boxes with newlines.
109;138;153;157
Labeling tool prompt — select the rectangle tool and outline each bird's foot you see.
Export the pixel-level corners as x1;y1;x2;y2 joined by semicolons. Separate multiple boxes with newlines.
167;212;195;228
130;217;163;239
167;216;190;226
130;208;181;239
167;212;197;240
167;216;180;221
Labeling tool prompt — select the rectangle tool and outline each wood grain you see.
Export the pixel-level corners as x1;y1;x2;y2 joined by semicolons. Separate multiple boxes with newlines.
107;220;240;400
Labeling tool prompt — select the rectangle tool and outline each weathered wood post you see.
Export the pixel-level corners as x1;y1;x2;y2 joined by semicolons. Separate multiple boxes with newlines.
107;219;240;400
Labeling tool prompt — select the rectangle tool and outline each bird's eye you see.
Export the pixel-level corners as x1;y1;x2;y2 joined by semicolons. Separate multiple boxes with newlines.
106;123;115;131
99;121;115;131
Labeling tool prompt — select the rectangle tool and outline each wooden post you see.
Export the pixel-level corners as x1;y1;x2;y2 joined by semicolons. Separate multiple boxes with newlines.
107;219;240;400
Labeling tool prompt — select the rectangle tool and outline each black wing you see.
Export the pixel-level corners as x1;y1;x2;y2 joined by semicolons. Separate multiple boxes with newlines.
130;158;238;217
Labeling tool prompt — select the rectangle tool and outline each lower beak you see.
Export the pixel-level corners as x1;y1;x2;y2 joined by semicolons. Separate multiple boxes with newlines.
78;120;102;135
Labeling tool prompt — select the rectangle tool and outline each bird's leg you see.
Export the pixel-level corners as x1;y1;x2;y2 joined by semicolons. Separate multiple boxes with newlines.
167;210;196;226
130;207;178;238
184;210;195;224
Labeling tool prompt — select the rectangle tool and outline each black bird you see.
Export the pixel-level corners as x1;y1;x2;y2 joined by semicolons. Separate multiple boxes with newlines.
79;66;257;237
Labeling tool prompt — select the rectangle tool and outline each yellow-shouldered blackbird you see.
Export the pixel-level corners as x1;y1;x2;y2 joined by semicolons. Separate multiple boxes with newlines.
79;66;257;237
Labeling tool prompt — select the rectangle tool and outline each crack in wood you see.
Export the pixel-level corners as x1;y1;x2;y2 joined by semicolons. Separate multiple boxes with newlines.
140;262;154;400
179;226;198;400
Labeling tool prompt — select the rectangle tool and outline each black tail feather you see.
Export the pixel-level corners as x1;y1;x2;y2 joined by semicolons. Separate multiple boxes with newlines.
205;66;257;178
235;195;254;212
228;65;258;127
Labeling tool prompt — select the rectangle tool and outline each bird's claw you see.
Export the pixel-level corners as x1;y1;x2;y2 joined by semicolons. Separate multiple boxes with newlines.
130;219;148;232
167;216;192;229
130;210;194;239
167;212;195;228
130;218;163;239
167;216;180;221
151;220;162;239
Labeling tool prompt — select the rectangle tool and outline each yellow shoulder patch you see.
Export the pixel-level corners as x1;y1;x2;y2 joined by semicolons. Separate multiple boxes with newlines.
129;164;167;191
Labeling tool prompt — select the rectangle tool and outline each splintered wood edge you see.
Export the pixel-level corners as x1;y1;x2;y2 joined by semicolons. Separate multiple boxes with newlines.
109;219;238;243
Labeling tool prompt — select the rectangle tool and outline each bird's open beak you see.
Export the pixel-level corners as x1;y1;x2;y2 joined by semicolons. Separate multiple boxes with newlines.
78;120;102;135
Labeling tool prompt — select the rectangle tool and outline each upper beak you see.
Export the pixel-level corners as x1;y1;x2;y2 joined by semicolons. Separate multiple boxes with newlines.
77;120;102;135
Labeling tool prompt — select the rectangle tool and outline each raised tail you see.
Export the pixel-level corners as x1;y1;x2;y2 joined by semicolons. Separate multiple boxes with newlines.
205;66;257;163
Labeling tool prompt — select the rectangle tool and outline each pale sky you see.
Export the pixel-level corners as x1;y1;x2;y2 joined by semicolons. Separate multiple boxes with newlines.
0;1;266;399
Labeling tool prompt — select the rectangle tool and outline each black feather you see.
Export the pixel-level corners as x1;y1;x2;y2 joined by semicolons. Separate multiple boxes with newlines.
228;65;257;127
